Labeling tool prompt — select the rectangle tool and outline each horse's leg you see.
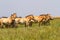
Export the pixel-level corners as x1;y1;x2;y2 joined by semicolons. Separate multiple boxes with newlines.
25;22;29;27
1;23;4;28
27;22;30;27
29;22;32;27
43;21;46;25
7;23;10;28
14;23;18;28
11;24;14;28
25;23;27;27
0;23;2;28
5;24;8;28
0;22;3;28
0;22;2;28
47;20;50;25
11;22;15;28
39;22;40;27
11;21;18;28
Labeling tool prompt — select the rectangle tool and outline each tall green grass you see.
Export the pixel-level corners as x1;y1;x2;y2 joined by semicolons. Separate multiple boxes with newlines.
0;19;60;40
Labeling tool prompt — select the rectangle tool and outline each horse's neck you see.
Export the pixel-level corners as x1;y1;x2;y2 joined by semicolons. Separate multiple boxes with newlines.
8;17;12;19
34;16;39;19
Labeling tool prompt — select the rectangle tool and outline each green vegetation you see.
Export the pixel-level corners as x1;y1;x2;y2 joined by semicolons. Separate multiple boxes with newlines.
0;19;60;40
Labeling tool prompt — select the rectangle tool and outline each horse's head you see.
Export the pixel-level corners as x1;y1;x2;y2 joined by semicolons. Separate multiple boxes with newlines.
12;13;17;18
39;16;46;22
26;14;33;19
46;14;54;20
10;13;17;20
25;14;35;22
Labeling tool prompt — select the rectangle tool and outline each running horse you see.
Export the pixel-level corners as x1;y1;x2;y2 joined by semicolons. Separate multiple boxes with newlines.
0;13;17;28
25;14;35;27
18;14;35;27
40;13;54;25
44;14;54;25
34;15;46;27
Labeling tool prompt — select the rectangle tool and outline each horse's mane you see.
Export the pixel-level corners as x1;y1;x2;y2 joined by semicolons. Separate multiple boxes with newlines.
19;17;22;18
40;14;51;16
25;14;33;18
1;16;8;18
16;16;22;18
40;14;47;16
46;14;51;16
11;13;17;16
12;13;16;15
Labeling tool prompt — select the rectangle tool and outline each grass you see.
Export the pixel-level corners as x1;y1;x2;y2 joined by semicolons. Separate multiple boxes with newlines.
0;18;60;40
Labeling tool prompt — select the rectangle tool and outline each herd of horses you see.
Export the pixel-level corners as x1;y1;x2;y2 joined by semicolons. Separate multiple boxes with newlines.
0;13;54;28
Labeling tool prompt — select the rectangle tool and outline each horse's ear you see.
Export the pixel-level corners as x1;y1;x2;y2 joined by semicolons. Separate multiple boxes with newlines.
47;13;51;15
11;13;16;16
13;13;16;14
11;14;13;16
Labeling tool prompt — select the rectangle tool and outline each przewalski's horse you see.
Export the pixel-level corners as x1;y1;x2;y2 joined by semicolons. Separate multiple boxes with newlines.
44;14;54;25
25;14;35;27
10;13;17;28
1;13;17;28
34;15;46;27
18;14;35;27
40;14;54;25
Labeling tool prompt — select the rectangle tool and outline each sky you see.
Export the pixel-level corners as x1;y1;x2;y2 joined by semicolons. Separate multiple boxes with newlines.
0;0;60;17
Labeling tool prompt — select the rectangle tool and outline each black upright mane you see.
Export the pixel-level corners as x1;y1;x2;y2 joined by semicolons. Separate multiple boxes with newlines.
18;16;22;18
25;14;33;18
16;16;22;18
40;14;47;16
40;14;51;16
1;16;8;18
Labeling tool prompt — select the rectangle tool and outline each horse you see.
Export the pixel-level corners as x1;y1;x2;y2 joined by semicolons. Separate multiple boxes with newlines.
40;14;54;25
25;14;35;27
17;14;35;27
34;15;46;27
0;13;17;28
44;14;53;25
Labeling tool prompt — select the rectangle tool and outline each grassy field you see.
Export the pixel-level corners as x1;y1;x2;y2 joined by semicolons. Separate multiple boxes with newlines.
0;19;60;40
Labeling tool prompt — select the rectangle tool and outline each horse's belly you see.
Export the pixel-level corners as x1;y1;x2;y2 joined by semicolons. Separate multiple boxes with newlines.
2;19;11;24
3;20;8;23
15;20;19;24
20;19;25;23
